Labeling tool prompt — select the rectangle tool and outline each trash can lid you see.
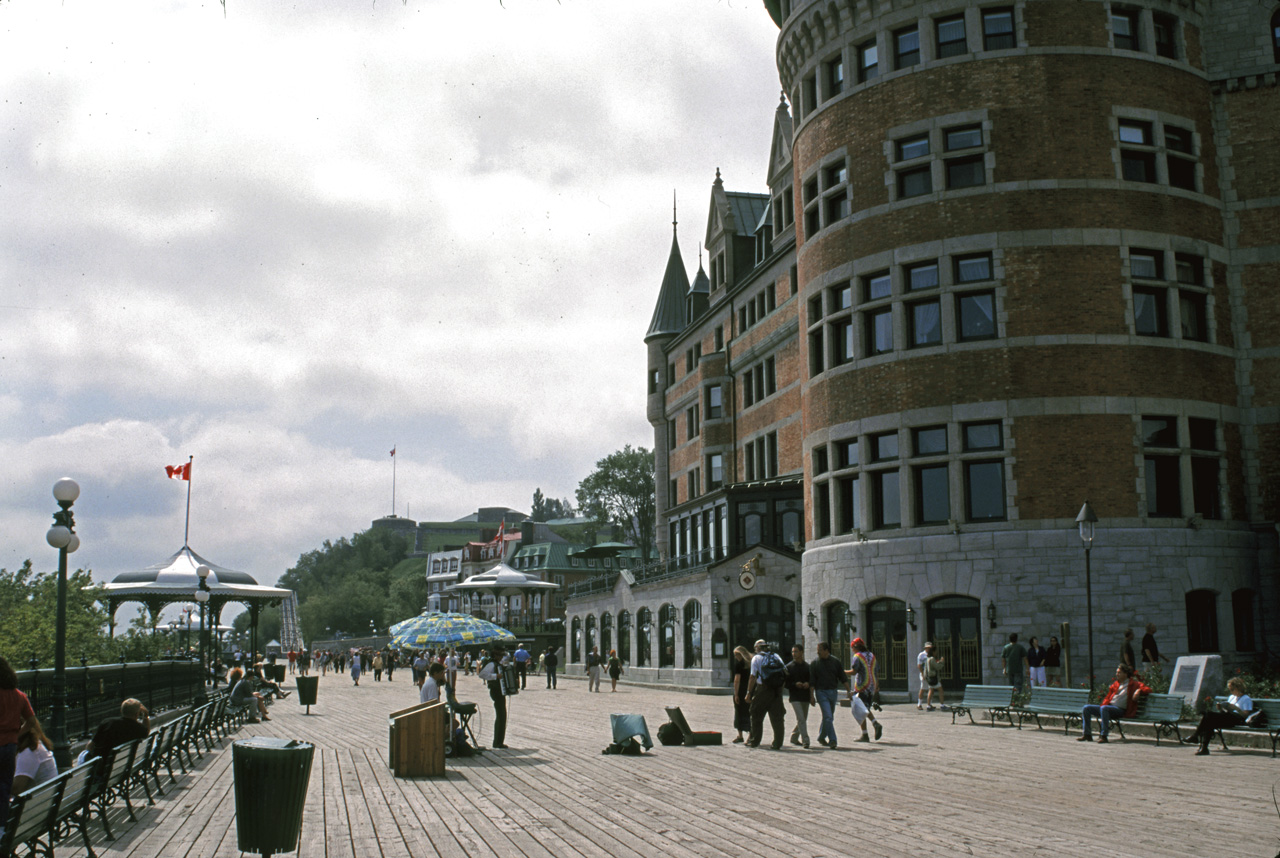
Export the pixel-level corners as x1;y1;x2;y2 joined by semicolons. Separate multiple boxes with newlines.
234;737;313;751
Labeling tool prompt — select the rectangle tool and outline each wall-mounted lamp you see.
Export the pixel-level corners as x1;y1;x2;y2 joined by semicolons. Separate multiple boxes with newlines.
843;609;856;636
906;604;917;631
987;601;998;629
806;609;817;633
712;597;722;621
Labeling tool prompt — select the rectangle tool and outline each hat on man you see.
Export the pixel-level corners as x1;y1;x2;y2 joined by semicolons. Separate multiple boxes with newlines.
924;641;934;648
754;639;767;649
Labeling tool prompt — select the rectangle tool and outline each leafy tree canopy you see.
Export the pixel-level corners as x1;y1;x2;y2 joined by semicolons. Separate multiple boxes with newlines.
530;487;575;522
0;560;117;666
575;445;655;560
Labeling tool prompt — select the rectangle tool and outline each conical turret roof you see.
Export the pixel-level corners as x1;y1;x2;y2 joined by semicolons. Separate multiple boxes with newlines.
646;230;689;341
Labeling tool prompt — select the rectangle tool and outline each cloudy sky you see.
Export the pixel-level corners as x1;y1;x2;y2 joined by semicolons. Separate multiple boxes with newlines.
0;0;783;614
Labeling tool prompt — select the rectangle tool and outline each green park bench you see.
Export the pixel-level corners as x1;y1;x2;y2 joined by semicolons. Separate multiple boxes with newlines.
950;685;1016;727
1206;696;1280;756
1113;692;1184;745
1014;686;1092;733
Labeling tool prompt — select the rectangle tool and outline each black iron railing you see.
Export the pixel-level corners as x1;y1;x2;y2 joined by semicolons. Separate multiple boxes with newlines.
567;554;717;600
17;659;203;741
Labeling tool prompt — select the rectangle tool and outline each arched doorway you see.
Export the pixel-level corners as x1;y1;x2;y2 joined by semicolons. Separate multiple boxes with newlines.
926;596;981;690
601;612;613;656
867;598;909;691
636;607;652;667
618;610;632;664
825;601;851;654
729;595;796;656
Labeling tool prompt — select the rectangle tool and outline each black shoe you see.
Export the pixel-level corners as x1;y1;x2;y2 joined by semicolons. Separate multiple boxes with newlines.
493;743;508;749
1077;736;1092;742
1195;747;1209;756
1097;736;1108;744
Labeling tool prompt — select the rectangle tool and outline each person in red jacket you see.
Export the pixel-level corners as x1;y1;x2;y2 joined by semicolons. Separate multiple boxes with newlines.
1078;664;1151;743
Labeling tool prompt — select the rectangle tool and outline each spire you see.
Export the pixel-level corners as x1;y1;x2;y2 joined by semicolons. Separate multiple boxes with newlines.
646;203;690;342
673;189;678;233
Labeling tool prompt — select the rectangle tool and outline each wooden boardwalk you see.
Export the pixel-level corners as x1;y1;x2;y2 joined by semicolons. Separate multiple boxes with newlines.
69;670;1280;858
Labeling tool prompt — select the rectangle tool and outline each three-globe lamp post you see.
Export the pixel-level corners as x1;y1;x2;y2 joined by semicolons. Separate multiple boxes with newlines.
44;477;81;770
1076;500;1099;692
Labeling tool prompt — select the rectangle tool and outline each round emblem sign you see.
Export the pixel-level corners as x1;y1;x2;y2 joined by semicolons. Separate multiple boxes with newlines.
739;570;756;590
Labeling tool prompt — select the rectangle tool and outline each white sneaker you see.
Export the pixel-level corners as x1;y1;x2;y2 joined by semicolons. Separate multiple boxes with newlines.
917;704;924;710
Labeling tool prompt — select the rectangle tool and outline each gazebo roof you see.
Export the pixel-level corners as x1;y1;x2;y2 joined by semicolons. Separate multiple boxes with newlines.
453;563;559;595
100;545;292;610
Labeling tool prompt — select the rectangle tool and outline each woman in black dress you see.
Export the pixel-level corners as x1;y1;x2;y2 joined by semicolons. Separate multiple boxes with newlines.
731;645;753;743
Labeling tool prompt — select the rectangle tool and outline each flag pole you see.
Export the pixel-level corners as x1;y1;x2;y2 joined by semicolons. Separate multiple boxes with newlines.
184;455;194;548
391;446;397;517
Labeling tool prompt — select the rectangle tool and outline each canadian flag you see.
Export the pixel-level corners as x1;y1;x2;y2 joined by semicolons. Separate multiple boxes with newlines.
165;463;191;481
390;447;396;457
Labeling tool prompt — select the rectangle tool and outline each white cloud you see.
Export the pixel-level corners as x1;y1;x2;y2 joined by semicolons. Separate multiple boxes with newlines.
0;0;782;588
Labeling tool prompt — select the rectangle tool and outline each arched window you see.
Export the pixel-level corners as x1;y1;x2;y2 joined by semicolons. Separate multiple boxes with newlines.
1232;588;1257;652
659;604;677;667
571;616;582;662
1186;590;1219;653
637;607;652;667
618;610;631;664
1272;10;1280;63
826;600;851;654
601;612;613;656
683;600;703;668
585;614;597;656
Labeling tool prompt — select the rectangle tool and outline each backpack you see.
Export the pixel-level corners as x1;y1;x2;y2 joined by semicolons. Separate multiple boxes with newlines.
759;652;788;689
656;721;684;746
1245;708;1268;729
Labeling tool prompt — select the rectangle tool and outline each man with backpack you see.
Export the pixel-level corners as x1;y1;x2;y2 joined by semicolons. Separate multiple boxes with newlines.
745;639;787;750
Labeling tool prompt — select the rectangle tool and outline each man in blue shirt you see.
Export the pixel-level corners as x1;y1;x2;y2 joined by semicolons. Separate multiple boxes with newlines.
513;644;531;689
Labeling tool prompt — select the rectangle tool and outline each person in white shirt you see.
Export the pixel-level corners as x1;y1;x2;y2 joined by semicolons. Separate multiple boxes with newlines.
478;646;509;749
420;663;445;705
1186;676;1254;755
11;718;58;794
445;650;459;690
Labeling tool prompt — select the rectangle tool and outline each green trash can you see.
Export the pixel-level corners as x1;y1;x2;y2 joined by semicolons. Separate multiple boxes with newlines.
295;676;318;714
272;664;287;683
233;737;315;858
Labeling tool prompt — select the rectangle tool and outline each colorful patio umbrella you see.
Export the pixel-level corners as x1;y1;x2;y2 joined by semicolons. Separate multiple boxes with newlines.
388;611;516;649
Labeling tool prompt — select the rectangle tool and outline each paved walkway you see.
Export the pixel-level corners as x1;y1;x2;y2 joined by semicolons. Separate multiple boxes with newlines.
73;669;1280;857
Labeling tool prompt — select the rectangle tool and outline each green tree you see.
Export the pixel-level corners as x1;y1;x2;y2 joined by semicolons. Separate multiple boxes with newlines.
531;488;575;522
0;560;114;665
575;445;655;560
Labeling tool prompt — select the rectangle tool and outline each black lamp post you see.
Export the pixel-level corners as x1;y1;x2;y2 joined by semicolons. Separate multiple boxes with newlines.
1076;500;1098;691
44;477;80;771
195;565;212;704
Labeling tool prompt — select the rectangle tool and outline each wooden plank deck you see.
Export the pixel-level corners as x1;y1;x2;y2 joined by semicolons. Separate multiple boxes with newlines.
65;670;1280;857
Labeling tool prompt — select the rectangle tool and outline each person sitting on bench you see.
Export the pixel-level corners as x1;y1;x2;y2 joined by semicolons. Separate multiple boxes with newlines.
1184;677;1253;756
1078;664;1150;744
229;667;271;722
253;663;289;699
81;698;150;762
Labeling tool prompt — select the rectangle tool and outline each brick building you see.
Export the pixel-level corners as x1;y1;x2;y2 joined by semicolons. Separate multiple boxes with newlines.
568;0;1280;692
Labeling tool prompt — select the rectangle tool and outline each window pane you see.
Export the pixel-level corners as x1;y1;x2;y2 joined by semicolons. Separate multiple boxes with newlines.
873;432;899;461
899;166;932;197
946;156;985;189
945;125;983;151
983;9;1015;50
908;262;939;290
1132;251;1162;279
838;476;860;533
814;482;831;538
896;27;920;67
937;16;967;57
916;464;950;524
911;300;942;346
1142;415;1177;447
826;193;850;223
1119;121;1150;145
897;135;930;161
1134;287;1167;336
1122;151;1157;182
1188;417;1216;450
1112;11;1139;50
826;57;844;96
837;439;859;469
914;426;947;455
1168;155;1196;190
1191;457;1220;519
833;317;854;364
865;272;892;301
858;41;879;81
965;461;1005;520
1185;590;1218;653
1145;455;1181;516
1175;253;1203;285
964;422;1002;450
1164;126;1193;153
1154;14;1178;58
813;446;829;474
825;161;848;186
867;308;893;354
955;254;992;282
874;470;901;528
958;292;996;340
1180;290;1207;341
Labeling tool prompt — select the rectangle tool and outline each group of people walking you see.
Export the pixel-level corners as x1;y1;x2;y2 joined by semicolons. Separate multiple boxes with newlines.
730;638;884;751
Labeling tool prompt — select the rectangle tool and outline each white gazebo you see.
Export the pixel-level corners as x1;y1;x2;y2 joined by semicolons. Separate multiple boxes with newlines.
452;562;558;626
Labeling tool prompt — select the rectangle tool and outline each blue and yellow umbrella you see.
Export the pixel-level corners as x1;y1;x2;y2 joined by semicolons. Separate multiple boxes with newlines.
388;611;516;649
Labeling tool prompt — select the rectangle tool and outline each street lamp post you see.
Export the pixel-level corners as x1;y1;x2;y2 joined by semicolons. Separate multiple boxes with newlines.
195;565;212;704
44;477;81;770
1076;500;1098;692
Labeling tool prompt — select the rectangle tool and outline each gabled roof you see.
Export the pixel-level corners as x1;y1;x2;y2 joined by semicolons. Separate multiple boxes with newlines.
689;262;710;296
767;93;794;185
706;170;769;248
646;229;689;341
725;192;769;237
